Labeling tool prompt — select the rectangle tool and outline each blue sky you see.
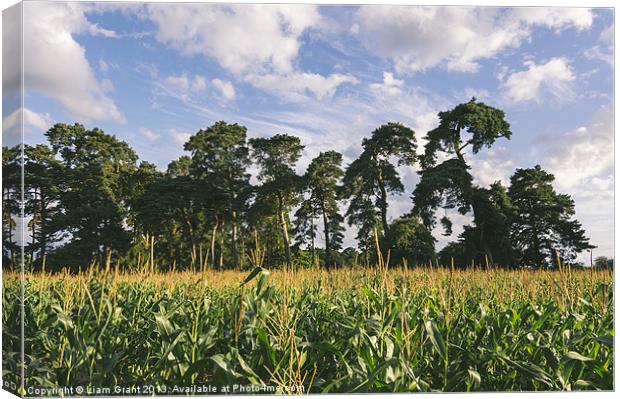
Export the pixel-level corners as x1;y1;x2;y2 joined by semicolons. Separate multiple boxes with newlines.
2;1;614;260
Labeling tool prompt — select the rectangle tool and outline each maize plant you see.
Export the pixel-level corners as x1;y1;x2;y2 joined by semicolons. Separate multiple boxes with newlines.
2;266;613;394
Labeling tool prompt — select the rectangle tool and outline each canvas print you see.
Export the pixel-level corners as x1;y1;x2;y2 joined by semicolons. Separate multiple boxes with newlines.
1;0;614;396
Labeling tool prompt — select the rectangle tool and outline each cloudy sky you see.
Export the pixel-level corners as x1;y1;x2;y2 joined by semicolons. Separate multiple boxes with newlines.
2;1;614;261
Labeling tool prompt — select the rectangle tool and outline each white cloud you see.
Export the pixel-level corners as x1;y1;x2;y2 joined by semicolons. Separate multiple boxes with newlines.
2;4;21;94
99;59;110;73
88;22;119;38
158;73;208;102
353;6;593;73
536;105;614;259
192;75;208;92
470;147;517;187
369;72;404;96
600;24;613;45
147;3;320;75
211;79;236;102
22;2;124;122
245;72;358;101
26;109;53;131
539;105;613;192
413;111;440;138
140;128;160;141
585;25;613;66
2;108;54;143
163;74;190;93
509;8;593;31
170;128;192;147
145;3;354;100
100;79;115;93
156;73;238;106
502;58;575;103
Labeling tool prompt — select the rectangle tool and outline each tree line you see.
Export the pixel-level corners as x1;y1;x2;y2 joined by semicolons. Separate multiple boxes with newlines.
2;99;598;272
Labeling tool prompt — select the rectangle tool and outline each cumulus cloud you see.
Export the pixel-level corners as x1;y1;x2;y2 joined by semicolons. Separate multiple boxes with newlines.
585;25;613;66
211;79;236;102
509;8;593;31
99;59;110;73
155;72;238;106
22;1;124;122
536;105;614;258
164;74;204;94
538;105;613;192
156;73;210;103
147;3;320;75
191;75;207;92
369;72;404;96
140;128;160;141
470;146;517;187
145;3;355;100
352;6;593;73
2;4;21;94
502;58;575;103
170;128;192;147
246;72;358;101
2;107;54;143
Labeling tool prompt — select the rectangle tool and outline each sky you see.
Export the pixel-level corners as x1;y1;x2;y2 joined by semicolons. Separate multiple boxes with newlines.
2;1;614;262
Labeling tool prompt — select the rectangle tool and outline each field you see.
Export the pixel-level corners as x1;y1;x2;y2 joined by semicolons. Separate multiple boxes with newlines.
2;265;614;394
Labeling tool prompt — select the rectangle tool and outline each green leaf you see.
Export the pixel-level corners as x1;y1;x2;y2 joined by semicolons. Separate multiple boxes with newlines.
593;335;613;348
562;351;592;362
424;320;446;359
468;369;481;384
241;266;264;285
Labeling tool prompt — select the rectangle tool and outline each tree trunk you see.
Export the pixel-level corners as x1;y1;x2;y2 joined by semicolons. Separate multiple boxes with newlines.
231;210;239;269
310;216;316;267
211;221;218;270
219;222;225;269
40;193;47;269
320;202;330;268
180;208;197;271
31;187;38;263
373;225;384;269
377;169;389;236
277;194;292;268
471;202;495;268
150;234;155;273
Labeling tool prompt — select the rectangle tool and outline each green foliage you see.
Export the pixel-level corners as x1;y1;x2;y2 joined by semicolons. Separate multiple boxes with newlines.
412;158;473;228
295;151;345;267
22;144;67;270
132;168;200;269
413;99;514;267
420;97;512;168
384;216;435;267
185;121;252;268
437;242;468;267
342;122;417;248
459;183;517;267
41;123;140;270
250;134;305;267
594;257;613;270
2;145;21;267
3;106;602;271
509;165;593;268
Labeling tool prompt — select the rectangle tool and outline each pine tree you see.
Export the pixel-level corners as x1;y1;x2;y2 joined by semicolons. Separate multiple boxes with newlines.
508;165;593;267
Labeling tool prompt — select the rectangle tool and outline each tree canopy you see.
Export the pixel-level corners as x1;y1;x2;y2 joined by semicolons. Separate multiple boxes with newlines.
508;165;593;268
2;102;598;272
342;122;417;256
412;98;514;267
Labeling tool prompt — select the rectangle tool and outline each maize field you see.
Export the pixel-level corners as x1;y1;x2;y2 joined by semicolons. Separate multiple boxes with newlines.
2;265;614;394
